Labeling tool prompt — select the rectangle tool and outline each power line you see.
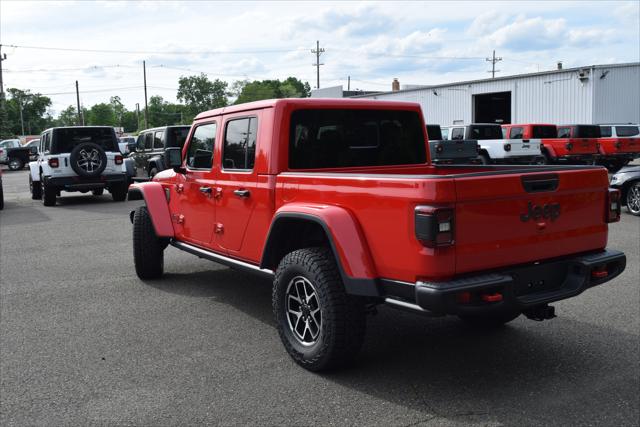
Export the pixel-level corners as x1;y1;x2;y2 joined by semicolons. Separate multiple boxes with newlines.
4;64;137;73
3;44;307;55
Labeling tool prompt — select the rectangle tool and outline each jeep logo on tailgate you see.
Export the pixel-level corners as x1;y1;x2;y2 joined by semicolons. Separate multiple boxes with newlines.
520;202;561;222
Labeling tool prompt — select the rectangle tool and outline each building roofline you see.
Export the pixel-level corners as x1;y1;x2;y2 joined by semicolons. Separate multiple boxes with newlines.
350;62;640;98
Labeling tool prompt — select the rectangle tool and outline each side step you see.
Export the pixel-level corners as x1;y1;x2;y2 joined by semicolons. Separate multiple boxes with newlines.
170;240;274;279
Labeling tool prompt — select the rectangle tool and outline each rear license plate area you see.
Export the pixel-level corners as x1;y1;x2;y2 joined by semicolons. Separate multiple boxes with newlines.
511;262;569;296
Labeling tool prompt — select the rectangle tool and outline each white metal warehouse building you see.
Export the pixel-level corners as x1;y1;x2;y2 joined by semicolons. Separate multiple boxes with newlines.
314;62;640;126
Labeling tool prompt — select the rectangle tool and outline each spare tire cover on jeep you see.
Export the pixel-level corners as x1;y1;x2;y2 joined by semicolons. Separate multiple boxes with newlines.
70;142;108;177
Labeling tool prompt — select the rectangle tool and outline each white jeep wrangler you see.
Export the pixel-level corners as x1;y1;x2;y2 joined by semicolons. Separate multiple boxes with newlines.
29;126;129;206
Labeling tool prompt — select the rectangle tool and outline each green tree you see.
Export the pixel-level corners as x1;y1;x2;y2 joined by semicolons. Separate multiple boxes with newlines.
233;77;311;105
109;96;126;126
57;105;79;126
86;103;116;126
177;73;228;121
4;88;53;135
147;95;185;128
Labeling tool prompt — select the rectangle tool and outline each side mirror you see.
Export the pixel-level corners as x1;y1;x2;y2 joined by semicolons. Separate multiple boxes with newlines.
165;147;184;173
127;142;137;153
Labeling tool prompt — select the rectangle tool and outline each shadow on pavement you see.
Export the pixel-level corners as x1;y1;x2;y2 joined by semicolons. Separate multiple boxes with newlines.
137;264;639;425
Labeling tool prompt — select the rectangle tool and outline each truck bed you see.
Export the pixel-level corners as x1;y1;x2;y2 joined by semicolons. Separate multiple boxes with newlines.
277;164;610;283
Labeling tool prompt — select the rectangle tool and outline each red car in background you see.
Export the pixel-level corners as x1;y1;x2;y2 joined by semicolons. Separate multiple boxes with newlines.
598;124;640;171
502;124;598;164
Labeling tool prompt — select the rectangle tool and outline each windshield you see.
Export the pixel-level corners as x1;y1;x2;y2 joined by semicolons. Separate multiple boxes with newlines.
166;127;190;148
289;109;426;169
532;125;557;138
468;125;503;140
51;128;119;154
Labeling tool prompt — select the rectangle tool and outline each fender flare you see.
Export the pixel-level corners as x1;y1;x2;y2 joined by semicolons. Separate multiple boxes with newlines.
28;161;40;181
261;204;380;297
148;155;165;172
542;144;557;159
128;182;174;238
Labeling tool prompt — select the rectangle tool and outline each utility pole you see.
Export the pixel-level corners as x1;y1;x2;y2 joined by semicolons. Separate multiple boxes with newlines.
136;103;140;129
0;44;6;95
19;98;24;135
143;60;149;128
311;40;325;89
347;76;350;91
486;50;502;78
75;80;82;126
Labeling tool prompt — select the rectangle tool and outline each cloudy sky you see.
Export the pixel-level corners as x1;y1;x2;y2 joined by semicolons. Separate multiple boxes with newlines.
1;0;638;115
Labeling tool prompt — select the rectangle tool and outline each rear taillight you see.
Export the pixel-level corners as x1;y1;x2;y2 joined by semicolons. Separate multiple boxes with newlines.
565;142;573;151
503;143;511;152
606;189;621;223
436;144;444;153
415;206;454;248
48;158;59;168
114;155;123;165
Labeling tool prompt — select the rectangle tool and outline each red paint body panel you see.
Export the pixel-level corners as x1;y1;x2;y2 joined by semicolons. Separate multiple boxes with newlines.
143;99;614;286
597;137;640;155
129;182;174;237
503;124;598;158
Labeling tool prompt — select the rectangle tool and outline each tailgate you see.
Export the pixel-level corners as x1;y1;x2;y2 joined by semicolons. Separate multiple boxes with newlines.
505;138;540;157
453;168;609;275
431;140;478;160
569;138;599;155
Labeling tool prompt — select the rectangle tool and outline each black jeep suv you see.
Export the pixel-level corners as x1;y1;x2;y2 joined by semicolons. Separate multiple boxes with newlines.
130;125;190;178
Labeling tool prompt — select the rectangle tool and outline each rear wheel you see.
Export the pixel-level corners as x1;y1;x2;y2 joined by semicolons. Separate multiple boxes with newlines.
92;188;104;196
626;182;640;216
8;158;24;171
30;176;42;200
273;247;366;371
133;206;165;279
42;180;57;206
149;167;158;179
458;311;521;328
110;183;127;202
478;153;491;165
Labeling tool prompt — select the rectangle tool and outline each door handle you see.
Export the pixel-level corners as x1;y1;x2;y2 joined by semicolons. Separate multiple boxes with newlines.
199;186;212;195
233;189;250;198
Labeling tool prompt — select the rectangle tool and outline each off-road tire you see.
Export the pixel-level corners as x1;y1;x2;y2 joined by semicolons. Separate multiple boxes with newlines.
458;311;521;328
30;176;42;200
69;142;108;177
42;179;57;206
8;157;24;171
149;167;158;179
273;247;366;371
133;206;164;279
626;181;640;216
110;183;127;202
92;188;104;196
478;153;491;165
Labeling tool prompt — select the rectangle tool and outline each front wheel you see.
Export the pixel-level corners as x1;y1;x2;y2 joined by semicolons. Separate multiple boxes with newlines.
42;180;57;206
133;206;165;279
30;176;42;200
273;247;366;371
626;182;640;216
8;158;24;171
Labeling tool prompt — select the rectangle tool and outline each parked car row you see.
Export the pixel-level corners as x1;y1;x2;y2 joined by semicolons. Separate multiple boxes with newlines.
428;122;639;170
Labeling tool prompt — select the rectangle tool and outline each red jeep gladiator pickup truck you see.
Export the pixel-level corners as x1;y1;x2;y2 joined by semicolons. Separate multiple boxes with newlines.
502;124;599;164
128;99;626;371
597;124;640;171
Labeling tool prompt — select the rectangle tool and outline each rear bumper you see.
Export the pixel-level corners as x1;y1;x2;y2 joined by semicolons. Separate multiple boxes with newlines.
389;250;626;316
44;173;127;191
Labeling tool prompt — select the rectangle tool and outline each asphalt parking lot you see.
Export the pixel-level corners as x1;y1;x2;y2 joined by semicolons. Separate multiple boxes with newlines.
1;168;638;426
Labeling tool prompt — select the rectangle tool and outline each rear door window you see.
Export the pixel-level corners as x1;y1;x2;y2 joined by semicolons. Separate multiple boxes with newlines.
509;127;524;139
223;117;257;170
615;126;639;137
469;125;502;140
557;127;572;138
144;133;153;150
450;128;464;140
154;131;164;149
600;126;612;137
574;125;601;138
531;126;558;138
166;127;190;148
